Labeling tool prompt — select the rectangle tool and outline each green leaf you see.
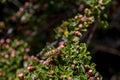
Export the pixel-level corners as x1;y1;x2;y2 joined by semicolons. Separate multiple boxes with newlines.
103;0;111;5
66;70;73;76
15;78;20;80
80;43;87;55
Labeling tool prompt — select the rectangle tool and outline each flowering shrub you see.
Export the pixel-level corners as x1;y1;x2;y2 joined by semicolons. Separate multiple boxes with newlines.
0;0;111;80
0;38;30;80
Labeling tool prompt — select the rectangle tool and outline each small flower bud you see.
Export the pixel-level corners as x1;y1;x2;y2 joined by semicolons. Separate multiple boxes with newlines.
88;17;93;21
24;2;30;7
16;41;21;46
79;15;83;18
68;77;73;80
0;38;5;44
74;31;81;36
84;21;87;25
6;38;10;43
0;21;5;28
10;16;16;22
96;77;100;80
0;72;3;77
59;44;65;49
11;51;16;58
79;4;84;9
71;64;75;69
42;61;47;65
74;16;78;20
50;70;54;75
23;54;28;60
5;54;9;59
18;73;24;79
25;48;30;52
88;69;93;75
16;8;24;16
30;55;35;60
78;24;83;28
99;0;103;5
5;44;9;49
84;8;89;13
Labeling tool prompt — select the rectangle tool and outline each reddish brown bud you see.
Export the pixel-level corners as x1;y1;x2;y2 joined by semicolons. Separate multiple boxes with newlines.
88;69;93;75
0;21;5;28
23;55;28;60
27;66;35;72
18;73;24;79
17;8;24;16
10;16;17;22
84;8;89;13
43;3;48;9
24;2;30;7
96;77;100;80
0;72;3;77
79;15;83;18
74;31;81;36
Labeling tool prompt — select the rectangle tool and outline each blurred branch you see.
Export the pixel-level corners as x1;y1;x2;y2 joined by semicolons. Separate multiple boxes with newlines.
9;0;22;7
86;22;98;47
91;42;120;56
